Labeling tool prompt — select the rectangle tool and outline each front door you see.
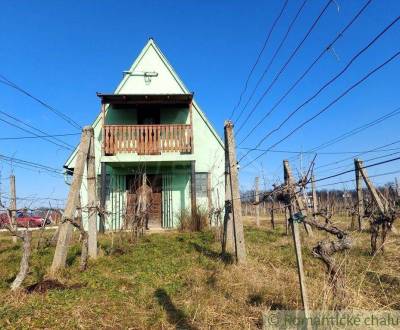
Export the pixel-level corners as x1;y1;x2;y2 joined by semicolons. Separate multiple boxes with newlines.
126;174;162;229
147;175;162;228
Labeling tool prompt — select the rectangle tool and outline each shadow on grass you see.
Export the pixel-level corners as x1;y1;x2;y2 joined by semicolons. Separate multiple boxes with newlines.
190;242;233;265
26;279;84;294
154;288;197;330
0;244;20;254
66;247;81;266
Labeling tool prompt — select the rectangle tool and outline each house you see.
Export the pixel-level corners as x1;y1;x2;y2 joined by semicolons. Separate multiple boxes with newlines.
64;38;225;230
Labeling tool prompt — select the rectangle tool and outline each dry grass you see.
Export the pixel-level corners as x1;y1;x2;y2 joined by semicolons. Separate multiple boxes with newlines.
177;206;209;232
0;214;399;329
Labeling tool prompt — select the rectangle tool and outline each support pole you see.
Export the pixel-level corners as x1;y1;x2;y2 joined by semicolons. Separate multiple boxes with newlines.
270;203;275;230
222;133;234;254
286;163;313;236
311;174;318;221
224;120;246;264
50;126;92;275
357;160;386;214
285;206;289;235
284;160;310;318
255;177;260;227
354;159;364;231
190;160;197;229
10;175;17;244
87;128;97;259
99;162;106;233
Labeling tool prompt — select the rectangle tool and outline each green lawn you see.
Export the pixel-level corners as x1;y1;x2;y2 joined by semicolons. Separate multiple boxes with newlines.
0;218;399;329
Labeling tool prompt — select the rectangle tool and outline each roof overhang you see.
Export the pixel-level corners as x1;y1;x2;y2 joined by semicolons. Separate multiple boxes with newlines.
96;93;193;107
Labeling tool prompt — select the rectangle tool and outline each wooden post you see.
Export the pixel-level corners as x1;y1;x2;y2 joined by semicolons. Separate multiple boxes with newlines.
222;132;234;254
255;177;260;227
354;159;364;231
285;161;313;236
283;160;310;318
189;101;194;154
270;204;275;230
190;160;197;229
10;230;32;290
10;175;17;244
10;174;18;244
87;128;97;259
99;162;106;233
358;159;398;238
285;206;289;235
101;103;106;156
50;126;92;275
224;120;246;264
357;160;386;214
311;174;318;221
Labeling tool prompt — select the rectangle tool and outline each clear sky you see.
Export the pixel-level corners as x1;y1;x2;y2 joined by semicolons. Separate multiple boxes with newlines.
0;0;399;206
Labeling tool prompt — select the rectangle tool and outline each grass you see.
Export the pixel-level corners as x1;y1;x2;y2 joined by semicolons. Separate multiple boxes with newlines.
0;215;399;329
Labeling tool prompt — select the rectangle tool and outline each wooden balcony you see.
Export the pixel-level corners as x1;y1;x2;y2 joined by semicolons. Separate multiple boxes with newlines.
104;124;192;155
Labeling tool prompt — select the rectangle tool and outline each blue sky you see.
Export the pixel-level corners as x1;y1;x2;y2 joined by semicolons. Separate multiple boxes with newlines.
0;0;399;205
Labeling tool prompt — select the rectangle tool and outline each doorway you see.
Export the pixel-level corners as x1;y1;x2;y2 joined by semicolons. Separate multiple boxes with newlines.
126;174;162;228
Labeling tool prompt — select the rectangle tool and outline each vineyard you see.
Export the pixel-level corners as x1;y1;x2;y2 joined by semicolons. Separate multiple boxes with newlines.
1;214;399;329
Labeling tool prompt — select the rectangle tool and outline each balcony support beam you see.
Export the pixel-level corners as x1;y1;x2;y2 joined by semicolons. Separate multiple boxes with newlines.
191;161;197;228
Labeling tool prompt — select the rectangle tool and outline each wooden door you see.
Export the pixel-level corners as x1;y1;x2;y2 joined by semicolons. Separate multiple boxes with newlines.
126;174;162;229
147;175;162;228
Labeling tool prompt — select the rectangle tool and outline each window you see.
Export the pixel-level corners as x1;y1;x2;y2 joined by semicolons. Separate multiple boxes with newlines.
195;172;209;198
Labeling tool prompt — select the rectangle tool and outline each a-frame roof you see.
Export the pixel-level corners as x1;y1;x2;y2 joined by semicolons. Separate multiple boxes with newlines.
65;38;223;168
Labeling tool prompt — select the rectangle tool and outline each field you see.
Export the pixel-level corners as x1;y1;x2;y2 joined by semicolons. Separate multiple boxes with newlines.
0;216;399;329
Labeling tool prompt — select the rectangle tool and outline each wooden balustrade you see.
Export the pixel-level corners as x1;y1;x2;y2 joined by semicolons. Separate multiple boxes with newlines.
104;124;192;155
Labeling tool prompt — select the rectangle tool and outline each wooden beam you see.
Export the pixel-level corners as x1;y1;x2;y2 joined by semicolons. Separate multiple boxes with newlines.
189;102;194;154
356;159;386;214
284;161;313;236
283;160;310;318
50;126;92;275
354;159;365;230
87;128;97;259
10;175;17;244
101;103;105;156
190;160;197;228
99;162;107;233
255;177;260;227
311;175;318;221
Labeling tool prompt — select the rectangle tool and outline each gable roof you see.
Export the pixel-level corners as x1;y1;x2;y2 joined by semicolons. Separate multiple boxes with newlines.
65;38;223;169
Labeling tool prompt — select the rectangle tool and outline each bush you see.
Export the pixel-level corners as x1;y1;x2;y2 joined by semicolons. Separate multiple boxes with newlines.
177;206;209;232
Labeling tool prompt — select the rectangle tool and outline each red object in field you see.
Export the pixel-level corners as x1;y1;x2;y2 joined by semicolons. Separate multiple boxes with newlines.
0;211;51;229
16;216;44;228
16;210;51;228
0;213;10;228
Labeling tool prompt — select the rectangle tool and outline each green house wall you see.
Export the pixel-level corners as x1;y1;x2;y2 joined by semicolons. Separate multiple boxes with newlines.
64;39;225;231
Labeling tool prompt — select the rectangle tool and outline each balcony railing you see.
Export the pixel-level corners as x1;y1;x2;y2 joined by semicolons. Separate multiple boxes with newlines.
104;124;192;155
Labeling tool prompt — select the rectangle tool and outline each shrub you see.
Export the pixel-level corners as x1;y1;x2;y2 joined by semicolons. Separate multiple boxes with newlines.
177;207;209;232
176;208;192;232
